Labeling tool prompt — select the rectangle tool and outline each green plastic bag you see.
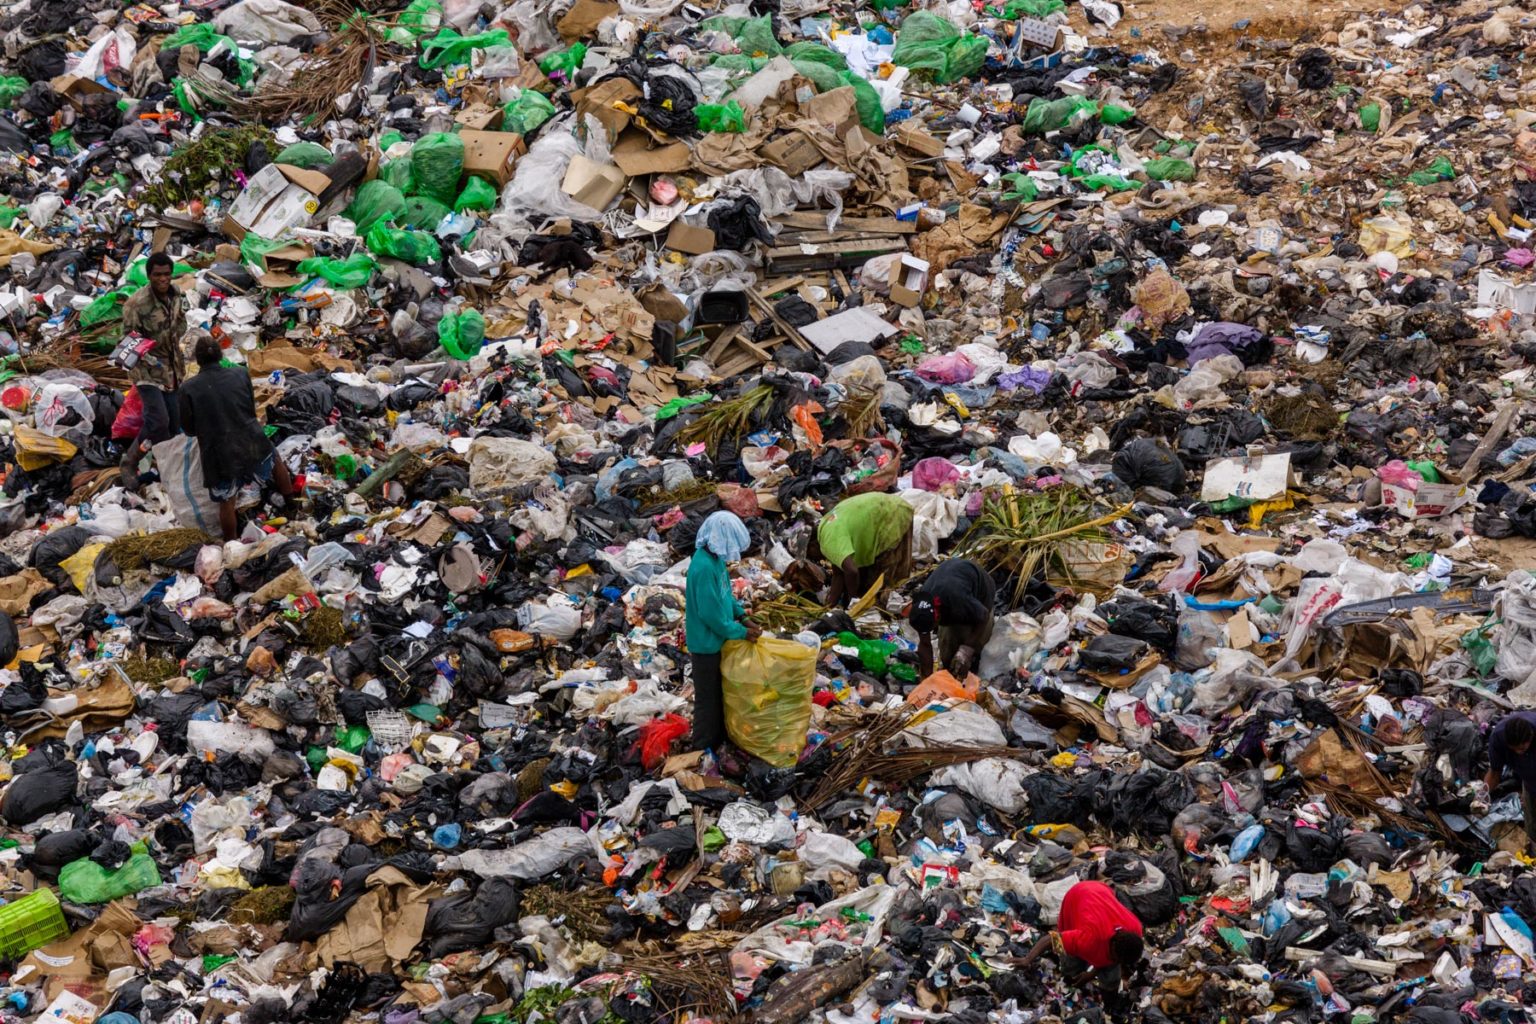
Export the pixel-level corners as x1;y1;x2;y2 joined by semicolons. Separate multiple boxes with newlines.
296;253;377;290
410;132;465;206
1358;102;1381;132
1099;103;1136;125
698;101;747;133
1069;144;1136;191
892;12;984;82
1021;95;1098;133
455;176;498;213
79;290;130;328
390;0;443;46
1001;0;1064;16
538;42;588;77
841;72;884;134
366;223;442;265
790;59;843;93
720;637;815;767
734;15;781;57
438;308;486;359
239;233;295;272
162;23;256;85
1144;157;1196;182
396;195;452;231
785;41;847;70
1001;172;1038;202
502;89;556;134
0;76;25;106
379;158;413;192
711;54;764;72
1407;156;1455;186
275;142;334;168
59;843;162;904
344;180;406;234
335;724;370;753
419;27;511;70
379;130;404;152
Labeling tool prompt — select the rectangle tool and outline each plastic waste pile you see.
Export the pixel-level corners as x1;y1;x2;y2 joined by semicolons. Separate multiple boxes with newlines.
0;0;1532;1021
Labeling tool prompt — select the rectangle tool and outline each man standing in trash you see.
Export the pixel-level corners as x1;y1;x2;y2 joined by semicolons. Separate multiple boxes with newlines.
686;511;761;751
119;251;188;490
1483;711;1536;846
814;492;916;607
1013;879;1144;994
909;557;997;679
179;336;298;541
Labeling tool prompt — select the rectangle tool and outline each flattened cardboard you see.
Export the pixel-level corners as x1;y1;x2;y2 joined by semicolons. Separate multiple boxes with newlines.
1201;453;1296;503
611;133;692;176
562;155;627;211
558;0;620;40
572;77;641;140
666;222;716;255
802;86;860;137
460;130;527;187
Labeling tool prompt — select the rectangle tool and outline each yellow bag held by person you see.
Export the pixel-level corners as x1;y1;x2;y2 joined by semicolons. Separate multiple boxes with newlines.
720;636;816;767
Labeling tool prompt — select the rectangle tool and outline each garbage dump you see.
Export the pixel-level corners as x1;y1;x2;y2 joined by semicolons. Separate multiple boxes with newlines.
0;0;1534;1020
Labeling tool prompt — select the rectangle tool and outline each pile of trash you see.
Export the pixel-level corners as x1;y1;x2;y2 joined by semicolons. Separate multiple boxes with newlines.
0;0;1534;1020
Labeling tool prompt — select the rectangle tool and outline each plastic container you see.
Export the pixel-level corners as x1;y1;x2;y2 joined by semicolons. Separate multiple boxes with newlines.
366;710;413;752
0;888;69;957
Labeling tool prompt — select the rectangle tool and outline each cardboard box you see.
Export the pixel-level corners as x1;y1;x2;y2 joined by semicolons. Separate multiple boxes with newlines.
889;254;931;307
760;132;823;176
455;103;504;131
460;130;527;188
893;121;945;157
1382;480;1470;518
223;164;324;242
562;155;627;211
666;222;716;255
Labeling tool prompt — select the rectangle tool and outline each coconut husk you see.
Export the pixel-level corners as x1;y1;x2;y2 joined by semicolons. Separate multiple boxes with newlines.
104;528;212;571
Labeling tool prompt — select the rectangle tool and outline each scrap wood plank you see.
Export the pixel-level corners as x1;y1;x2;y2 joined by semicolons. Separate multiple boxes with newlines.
765;238;906;275
703;324;742;363
1457;400;1520;476
748;288;811;351
776;212;916;234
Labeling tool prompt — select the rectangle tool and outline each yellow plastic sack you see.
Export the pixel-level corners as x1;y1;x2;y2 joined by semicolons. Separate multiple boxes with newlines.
60;543;106;594
721;637;816;767
13;424;76;471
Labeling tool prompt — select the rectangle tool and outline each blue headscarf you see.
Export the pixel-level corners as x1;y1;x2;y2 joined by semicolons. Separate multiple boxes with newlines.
695;510;751;562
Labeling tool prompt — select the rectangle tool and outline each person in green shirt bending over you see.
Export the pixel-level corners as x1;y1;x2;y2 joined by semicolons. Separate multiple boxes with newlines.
812;492;915;607
685;511;760;751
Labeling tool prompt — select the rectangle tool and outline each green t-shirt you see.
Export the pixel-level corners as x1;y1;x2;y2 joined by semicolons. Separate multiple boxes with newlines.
817;493;914;568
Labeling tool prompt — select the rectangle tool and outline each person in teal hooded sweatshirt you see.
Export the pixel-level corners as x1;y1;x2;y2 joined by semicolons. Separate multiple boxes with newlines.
686;510;760;750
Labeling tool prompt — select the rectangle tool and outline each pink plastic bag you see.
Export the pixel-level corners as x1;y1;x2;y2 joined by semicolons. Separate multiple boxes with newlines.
112;386;144;441
915;352;976;384
912;457;962;492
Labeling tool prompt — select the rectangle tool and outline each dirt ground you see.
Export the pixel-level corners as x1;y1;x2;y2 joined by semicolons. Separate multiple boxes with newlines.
1106;0;1409;34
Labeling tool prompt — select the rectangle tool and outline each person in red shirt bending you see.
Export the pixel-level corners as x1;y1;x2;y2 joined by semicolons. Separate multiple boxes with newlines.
1015;880;1145;992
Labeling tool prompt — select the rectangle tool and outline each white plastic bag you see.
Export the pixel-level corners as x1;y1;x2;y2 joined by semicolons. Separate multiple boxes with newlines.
152;436;223;535
73;28;137;81
1498;571;1536;702
930;757;1030;815
214;0;323;44
442;827;598;880
978;611;1043;680
32;383;93;439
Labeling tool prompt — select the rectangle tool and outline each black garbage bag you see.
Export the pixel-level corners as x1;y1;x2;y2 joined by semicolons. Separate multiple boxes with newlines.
1102;850;1179;925
30;525;90;588
1285;820;1341;872
1294;48;1334;89
1021;773;1083;825
707;197;773;251
421;878;521;958
1;754;77;825
138;604;196;646
0;670;46;719
334;384;385;418
1101;596;1176;651
28;829;97;880
1111;438;1185;492
1341;832;1393;868
287;858;375;942
1078;634;1148;673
